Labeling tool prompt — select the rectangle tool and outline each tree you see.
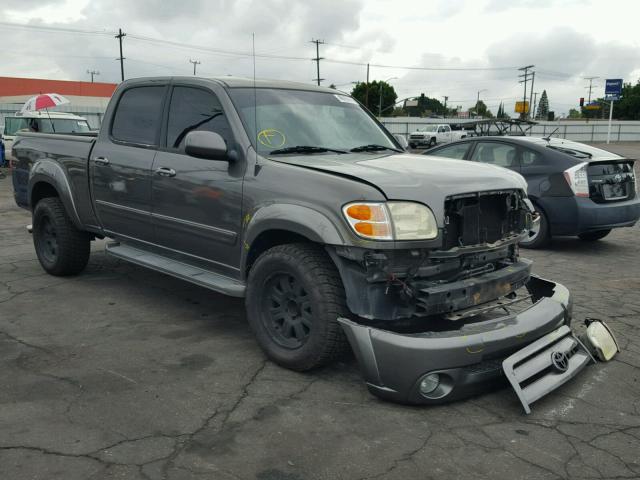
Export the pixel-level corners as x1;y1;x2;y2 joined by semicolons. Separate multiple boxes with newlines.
568;108;582;119
469;100;494;118
536;90;549;120
402;93;446;117
590;80;640;120
351;81;397;116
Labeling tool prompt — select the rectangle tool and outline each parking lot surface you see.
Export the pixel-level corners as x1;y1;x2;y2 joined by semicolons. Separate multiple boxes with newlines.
1;143;639;480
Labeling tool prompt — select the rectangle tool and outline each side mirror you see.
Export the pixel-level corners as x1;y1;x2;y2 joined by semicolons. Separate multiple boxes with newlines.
185;131;228;161
393;134;409;151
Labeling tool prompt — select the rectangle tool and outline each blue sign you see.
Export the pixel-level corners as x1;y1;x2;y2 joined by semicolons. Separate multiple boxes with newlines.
605;79;623;97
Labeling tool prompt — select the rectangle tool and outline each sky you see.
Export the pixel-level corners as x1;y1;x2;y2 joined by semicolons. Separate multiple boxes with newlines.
1;0;639;117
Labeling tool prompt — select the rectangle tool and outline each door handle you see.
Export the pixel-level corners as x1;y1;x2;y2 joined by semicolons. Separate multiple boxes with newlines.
93;156;110;166
155;167;176;177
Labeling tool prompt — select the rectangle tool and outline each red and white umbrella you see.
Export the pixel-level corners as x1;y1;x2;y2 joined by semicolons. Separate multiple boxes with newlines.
21;93;70;113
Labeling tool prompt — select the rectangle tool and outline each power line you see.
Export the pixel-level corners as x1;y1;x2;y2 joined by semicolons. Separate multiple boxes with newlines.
311;39;325;86
0;21;555;78
0;21;115;36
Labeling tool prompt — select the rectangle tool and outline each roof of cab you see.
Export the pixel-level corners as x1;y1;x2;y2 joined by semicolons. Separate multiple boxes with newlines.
121;76;342;95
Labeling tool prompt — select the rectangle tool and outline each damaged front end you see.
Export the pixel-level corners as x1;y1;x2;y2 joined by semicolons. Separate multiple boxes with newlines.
331;190;594;411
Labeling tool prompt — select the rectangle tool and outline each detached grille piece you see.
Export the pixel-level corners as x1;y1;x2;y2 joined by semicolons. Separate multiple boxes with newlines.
443;190;528;249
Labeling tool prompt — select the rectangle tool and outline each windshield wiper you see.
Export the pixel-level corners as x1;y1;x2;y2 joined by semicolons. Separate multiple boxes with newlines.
268;145;347;155
350;144;403;153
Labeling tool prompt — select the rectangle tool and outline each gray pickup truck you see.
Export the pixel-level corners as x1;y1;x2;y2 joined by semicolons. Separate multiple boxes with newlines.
12;76;596;411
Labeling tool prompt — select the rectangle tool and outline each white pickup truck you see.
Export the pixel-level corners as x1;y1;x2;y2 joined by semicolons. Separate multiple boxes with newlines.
408;124;468;148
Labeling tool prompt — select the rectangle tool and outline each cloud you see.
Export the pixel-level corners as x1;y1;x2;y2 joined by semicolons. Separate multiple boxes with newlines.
1;1;639;118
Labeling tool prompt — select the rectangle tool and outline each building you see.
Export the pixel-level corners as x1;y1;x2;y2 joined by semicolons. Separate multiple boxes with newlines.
0;76;117;128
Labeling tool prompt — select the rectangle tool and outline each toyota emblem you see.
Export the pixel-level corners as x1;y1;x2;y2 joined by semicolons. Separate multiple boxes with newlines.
551;351;569;373
614;174;622;183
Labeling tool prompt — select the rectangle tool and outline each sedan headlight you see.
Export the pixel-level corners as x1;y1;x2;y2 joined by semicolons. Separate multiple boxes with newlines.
342;201;438;241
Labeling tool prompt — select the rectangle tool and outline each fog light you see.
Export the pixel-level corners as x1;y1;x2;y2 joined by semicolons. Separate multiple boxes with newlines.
419;373;440;395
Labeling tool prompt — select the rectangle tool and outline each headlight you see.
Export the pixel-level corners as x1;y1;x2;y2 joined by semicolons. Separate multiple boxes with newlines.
342;201;438;241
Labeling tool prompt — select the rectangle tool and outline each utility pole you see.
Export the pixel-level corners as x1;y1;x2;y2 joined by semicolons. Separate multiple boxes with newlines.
584;76;599;104
583;76;599;123
518;65;535;120
115;28;126;82
528;71;535;119
442;96;448;118
532;92;539;120
310;39;325;86
86;69;100;83
189;59;201;76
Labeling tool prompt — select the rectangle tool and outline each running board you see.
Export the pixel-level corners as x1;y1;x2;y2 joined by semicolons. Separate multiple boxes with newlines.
105;243;246;297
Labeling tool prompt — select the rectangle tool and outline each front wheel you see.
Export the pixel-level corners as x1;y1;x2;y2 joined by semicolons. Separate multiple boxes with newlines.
578;229;611;241
520;207;550;249
429;138;436;148
245;243;349;371
33;197;90;276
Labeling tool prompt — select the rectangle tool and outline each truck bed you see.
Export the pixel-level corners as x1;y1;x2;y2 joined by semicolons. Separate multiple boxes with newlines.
12;131;97;224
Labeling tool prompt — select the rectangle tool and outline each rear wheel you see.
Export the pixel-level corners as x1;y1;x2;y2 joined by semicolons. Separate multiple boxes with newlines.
578;229;611;241
245;243;349;371
520;207;550;249
33;197;90;276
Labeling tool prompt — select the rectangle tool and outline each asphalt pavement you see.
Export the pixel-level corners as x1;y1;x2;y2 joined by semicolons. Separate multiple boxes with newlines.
1;142;639;479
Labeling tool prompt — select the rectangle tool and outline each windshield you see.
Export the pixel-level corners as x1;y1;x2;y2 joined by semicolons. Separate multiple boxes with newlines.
420;126;438;132
228;88;397;154
4;117;91;136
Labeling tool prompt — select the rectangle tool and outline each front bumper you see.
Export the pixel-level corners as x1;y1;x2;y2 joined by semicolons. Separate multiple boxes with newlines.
339;275;574;405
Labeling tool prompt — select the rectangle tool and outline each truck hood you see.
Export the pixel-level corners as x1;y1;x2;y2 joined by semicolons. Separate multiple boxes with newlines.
271;152;528;223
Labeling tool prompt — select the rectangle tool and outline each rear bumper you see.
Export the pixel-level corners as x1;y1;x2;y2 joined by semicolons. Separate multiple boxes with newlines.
339;275;572;405
540;195;640;235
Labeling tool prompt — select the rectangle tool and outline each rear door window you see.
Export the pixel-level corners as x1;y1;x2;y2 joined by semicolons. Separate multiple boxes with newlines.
111;86;165;145
471;142;520;168
428;143;470;159
521;148;546;166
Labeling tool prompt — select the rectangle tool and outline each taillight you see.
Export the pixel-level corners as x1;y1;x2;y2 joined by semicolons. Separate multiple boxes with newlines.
563;162;589;197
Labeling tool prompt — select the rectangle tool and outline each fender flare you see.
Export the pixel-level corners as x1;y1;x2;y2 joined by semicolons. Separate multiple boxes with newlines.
28;159;83;228
241;203;346;274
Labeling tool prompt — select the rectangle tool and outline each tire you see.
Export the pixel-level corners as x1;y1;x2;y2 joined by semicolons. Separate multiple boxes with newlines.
520;206;550;249
429;138;436;148
578;229;611;241
32;197;90;276
409;143;416;149
245;243;349;371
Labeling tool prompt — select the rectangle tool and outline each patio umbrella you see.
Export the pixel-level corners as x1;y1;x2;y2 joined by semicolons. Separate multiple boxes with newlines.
20;93;70;133
21;93;70;113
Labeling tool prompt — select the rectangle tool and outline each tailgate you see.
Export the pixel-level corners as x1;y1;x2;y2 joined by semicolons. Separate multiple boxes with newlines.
503;325;595;414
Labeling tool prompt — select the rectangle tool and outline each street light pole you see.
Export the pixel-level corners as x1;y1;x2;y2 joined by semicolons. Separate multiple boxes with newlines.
378;76;398;117
476;89;487;118
189;59;201;76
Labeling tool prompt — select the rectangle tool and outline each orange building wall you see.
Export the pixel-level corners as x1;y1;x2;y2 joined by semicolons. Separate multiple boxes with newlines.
0;77;117;98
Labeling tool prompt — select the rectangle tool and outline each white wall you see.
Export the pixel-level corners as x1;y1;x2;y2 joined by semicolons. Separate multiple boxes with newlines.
380;117;640;142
